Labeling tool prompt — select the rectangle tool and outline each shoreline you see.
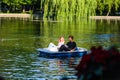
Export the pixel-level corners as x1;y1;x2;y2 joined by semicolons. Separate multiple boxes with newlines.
0;14;120;20
0;13;31;18
90;16;120;20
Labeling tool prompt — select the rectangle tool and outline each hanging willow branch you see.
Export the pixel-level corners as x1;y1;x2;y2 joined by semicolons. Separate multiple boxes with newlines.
40;0;97;20
40;0;120;20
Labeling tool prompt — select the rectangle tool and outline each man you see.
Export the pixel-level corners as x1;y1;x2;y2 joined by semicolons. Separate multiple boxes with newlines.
59;35;77;51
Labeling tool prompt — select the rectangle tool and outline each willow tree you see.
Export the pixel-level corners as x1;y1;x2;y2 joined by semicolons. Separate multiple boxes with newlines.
105;0;120;16
96;0;104;15
96;0;120;16
40;0;97;20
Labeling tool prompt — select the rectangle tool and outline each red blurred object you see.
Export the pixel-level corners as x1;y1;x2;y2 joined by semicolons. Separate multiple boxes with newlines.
75;46;120;80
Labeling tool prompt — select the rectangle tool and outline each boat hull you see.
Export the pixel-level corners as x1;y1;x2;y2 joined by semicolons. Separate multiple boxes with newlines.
37;48;87;58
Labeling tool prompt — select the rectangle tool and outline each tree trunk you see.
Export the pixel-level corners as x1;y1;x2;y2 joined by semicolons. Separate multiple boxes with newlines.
22;5;25;13
107;7;111;16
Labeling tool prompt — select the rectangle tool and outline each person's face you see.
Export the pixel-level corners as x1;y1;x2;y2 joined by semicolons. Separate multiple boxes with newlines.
69;37;72;41
61;37;64;42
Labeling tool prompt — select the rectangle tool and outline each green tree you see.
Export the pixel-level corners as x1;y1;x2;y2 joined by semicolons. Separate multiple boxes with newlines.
19;0;37;13
41;0;97;20
96;0;120;16
2;0;37;13
2;0;120;18
2;0;16;12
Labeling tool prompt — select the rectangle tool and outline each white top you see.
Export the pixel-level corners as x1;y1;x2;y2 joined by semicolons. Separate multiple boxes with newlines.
47;42;64;52
58;41;64;48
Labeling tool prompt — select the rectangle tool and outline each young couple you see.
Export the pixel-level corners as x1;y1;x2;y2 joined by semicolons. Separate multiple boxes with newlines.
48;35;77;52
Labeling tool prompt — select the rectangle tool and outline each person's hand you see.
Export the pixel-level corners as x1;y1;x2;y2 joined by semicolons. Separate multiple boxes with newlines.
67;50;73;52
70;50;74;52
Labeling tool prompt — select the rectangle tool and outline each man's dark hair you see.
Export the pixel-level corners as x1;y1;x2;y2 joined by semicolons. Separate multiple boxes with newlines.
68;35;74;40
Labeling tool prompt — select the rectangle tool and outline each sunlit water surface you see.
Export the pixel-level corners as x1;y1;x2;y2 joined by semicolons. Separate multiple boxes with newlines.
0;18;120;80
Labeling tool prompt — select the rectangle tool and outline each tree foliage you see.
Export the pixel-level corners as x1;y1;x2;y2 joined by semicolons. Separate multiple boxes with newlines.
2;0;37;13
1;0;120;19
41;0;97;20
40;0;120;20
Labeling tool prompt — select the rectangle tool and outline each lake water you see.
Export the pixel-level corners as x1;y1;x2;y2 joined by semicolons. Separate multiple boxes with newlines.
0;18;120;80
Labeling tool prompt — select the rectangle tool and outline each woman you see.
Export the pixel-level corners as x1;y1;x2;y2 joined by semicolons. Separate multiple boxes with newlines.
48;36;65;51
58;36;65;48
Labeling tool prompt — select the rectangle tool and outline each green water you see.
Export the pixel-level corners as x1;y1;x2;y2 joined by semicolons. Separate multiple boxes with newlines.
0;18;120;80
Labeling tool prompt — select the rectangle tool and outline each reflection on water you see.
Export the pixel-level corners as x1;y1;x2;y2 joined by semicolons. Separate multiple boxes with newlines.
0;18;120;79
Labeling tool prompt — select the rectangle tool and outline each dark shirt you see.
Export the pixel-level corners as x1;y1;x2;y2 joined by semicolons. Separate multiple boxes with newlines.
66;41;77;50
